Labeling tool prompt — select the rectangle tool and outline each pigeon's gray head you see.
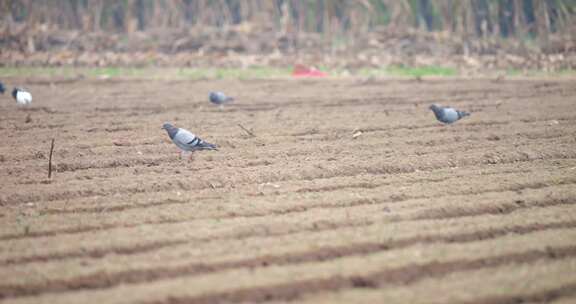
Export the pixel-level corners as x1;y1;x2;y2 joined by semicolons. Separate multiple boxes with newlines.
209;92;223;103
429;104;443;114
162;123;179;139
11;88;20;99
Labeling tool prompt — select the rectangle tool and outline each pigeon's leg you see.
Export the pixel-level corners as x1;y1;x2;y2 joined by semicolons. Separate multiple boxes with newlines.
180;151;196;161
219;104;224;111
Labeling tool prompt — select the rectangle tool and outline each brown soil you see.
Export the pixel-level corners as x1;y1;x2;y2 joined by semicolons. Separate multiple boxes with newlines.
0;77;575;304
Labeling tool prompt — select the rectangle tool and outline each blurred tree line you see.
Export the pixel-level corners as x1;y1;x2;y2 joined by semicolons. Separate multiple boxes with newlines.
1;0;574;39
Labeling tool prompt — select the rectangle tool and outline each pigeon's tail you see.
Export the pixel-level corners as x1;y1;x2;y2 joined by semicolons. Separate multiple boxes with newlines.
198;141;218;151
458;110;470;119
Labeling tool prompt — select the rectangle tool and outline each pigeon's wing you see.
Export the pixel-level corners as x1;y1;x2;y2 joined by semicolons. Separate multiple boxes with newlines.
173;128;201;149
196;140;217;150
17;91;32;104
442;108;459;123
212;92;234;104
24;92;32;103
219;92;233;102
174;128;217;151
457;110;470;119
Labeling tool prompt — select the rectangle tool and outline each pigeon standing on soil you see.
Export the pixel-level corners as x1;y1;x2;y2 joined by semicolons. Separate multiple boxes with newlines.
12;88;32;106
209;91;234;107
162;123;217;160
0;82;5;94
429;104;469;124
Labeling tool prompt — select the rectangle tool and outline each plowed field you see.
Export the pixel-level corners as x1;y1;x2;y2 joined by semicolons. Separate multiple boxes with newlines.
1;77;575;303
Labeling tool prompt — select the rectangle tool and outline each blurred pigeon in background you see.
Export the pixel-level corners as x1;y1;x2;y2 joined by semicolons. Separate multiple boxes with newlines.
429;104;469;124
12;88;32;106
162;123;217;160
209;91;234;107
0;82;5;94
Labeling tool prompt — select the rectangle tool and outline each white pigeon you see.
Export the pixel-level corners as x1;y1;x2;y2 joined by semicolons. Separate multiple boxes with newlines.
162;123;217;160
12;88;32;106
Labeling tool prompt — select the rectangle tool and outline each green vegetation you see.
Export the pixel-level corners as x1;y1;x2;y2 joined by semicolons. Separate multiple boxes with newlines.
359;66;457;77
177;67;290;80
0;67;290;80
0;67;145;78
1;66;573;80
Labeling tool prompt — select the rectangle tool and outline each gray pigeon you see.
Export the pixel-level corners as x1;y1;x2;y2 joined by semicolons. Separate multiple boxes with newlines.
162;123;217;160
429;104;470;124
209;91;234;106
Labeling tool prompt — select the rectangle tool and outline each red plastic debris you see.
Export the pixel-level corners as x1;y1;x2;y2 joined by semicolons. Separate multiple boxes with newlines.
292;64;328;78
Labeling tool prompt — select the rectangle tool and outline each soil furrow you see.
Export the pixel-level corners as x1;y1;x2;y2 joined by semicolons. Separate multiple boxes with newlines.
2;180;574;242
4;151;566;207
460;282;576;304
2;78;575;304
0;239;186;267
1;219;575;299
142;245;576;304
38;198;195;215
4;119;573;165
2;142;574;205
0;160;554;216
0;195;576;266
34;168;566;215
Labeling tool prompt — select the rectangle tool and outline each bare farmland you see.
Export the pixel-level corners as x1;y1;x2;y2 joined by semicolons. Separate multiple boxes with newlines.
0;77;575;303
